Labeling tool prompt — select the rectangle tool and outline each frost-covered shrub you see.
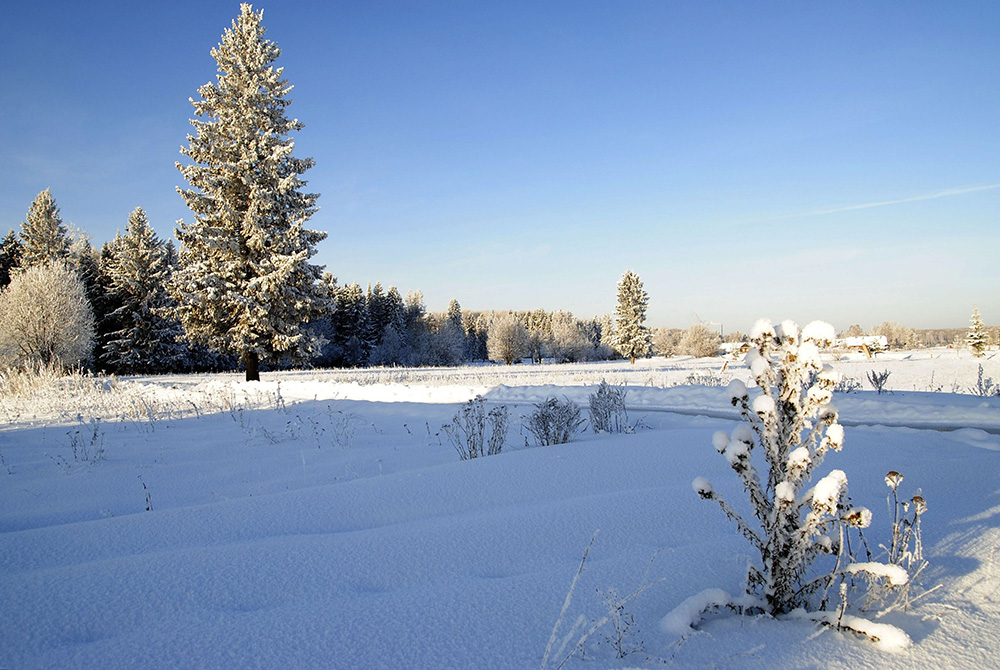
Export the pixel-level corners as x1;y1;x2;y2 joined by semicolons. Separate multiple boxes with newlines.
589;380;629;433
442;395;508;460
688;319;909;626
0;261;95;369
527;397;584;445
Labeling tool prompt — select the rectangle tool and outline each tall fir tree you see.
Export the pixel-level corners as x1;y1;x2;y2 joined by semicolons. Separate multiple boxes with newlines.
101;208;187;374
612;270;650;364
20;189;71;269
435;298;466;366
967;306;989;358
172;4;327;381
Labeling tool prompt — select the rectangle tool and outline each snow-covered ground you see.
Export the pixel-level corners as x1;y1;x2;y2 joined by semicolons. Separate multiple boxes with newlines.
2;349;999;668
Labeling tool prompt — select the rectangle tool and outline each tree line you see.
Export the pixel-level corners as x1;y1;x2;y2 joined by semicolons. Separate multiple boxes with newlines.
0;189;650;375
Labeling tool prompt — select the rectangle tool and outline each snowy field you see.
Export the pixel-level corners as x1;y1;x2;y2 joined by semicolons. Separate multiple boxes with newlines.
1;348;999;669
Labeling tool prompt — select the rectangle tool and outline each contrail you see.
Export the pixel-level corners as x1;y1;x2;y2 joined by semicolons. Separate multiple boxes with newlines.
738;182;1000;226
805;183;1000;216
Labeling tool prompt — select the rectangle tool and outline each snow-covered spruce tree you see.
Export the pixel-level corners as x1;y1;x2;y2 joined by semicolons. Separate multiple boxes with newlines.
101;208;187;374
173;4;327;381
613;270;650;364
683;319;909;637
328;282;369;367
0;261;94;368
434;299;466;366
967;306;988;358
0;230;23;290
19;189;72;269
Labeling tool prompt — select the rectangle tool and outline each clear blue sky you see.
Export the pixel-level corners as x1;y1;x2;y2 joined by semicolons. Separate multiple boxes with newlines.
2;1;997;331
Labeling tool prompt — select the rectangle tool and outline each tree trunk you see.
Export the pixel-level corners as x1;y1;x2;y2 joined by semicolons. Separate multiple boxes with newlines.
244;350;260;382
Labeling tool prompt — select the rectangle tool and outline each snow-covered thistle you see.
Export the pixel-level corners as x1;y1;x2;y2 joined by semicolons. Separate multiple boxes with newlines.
526;397;584;446
970;364;999;397
588;380;630;434
674;319;915;648
442;395;508;460
692;320;851;614
873;470;932;613
866;369;892;394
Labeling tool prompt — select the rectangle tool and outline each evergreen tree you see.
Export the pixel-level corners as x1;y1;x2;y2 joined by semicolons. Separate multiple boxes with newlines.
365;282;390;350
20;189;71;268
0;230;23;289
612;270;650;364
101;208;187;374
463;312;489;361
330;282;368;367
967;306;989;358
434;299;466;366
94;237;126;371
384;286;406;334
172;4;328;381
403;290;431;365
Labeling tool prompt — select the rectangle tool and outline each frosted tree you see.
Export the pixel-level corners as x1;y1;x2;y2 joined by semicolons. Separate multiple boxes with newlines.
0;262;94;368
652;326;681;356
172;4;328;381
20;189;71;269
871;321;918;350
550;311;593;362
525;309;553;364
967;306;988;358
613;270;650;364
678;322;722;357
686;320;907;625
487;312;529;365
101;208;186;374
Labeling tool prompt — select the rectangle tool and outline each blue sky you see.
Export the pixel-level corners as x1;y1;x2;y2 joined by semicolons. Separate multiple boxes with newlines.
2;1;997;331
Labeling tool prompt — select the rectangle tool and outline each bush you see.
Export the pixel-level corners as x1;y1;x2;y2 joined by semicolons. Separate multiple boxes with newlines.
526;397;584;445
589;380;629;433
442;395;509;460
0;262;94;369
